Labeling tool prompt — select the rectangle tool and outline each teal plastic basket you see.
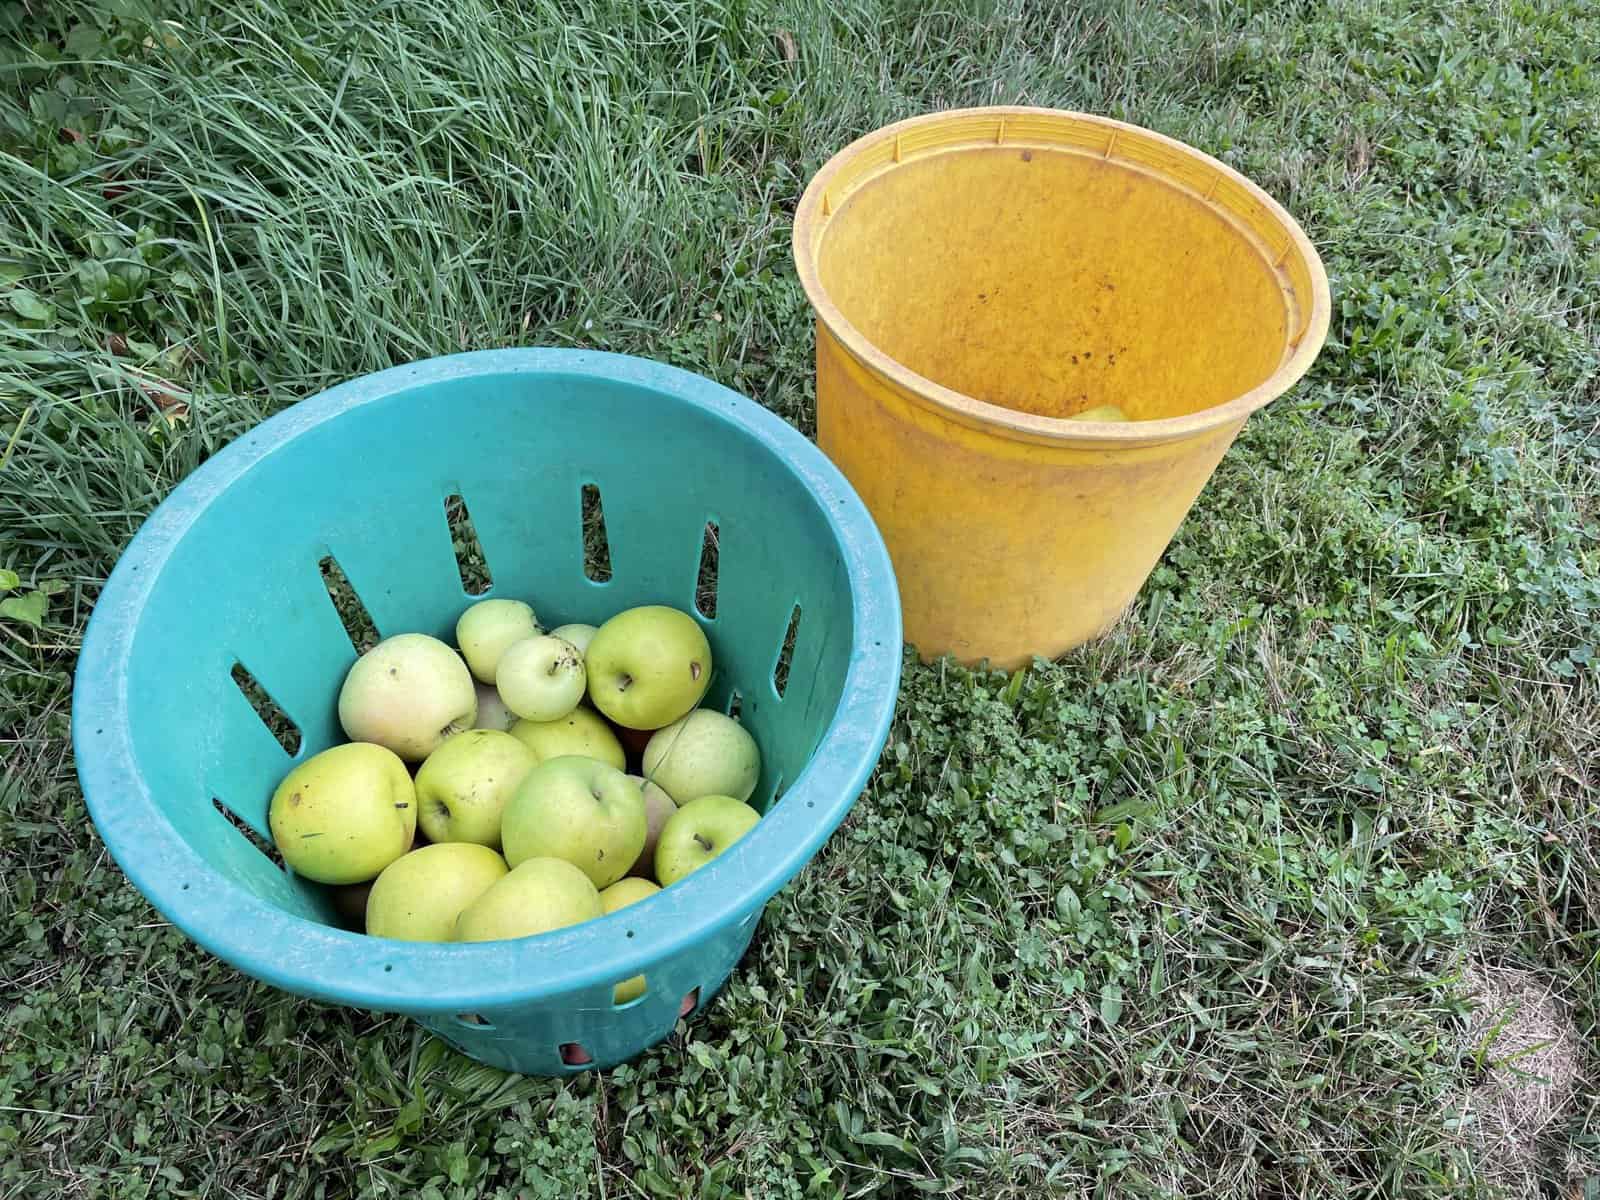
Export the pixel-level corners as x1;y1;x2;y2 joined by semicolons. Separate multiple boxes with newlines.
72;349;901;1074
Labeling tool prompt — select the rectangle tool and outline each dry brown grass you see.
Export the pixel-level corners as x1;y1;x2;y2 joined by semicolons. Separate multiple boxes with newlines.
1460;963;1589;1195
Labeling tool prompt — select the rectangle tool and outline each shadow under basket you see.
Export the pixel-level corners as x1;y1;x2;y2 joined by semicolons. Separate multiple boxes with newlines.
72;349;901;1075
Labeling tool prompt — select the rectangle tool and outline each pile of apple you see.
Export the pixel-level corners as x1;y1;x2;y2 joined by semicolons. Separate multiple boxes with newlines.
267;600;763;975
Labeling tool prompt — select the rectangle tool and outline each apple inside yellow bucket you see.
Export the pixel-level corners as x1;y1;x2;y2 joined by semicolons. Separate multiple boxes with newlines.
793;107;1331;667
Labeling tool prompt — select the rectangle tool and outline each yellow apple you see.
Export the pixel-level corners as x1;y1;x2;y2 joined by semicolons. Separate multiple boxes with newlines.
338;634;477;762
598;877;659;1003
509;707;625;770
500;756;646;889
413;729;536;848
642;709;760;804
454;857;602;941
268;743;416;884
584;606;711;730
365;842;508;941
654;793;760;886
456;598;541;683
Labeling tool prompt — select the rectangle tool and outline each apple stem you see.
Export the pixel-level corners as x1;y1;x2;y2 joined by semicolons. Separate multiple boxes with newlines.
694;833;713;852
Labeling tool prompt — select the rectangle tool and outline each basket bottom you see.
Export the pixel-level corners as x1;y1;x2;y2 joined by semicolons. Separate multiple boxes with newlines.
416;909;761;1075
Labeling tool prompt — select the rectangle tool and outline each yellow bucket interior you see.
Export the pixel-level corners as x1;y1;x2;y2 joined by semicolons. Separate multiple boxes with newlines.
803;109;1326;431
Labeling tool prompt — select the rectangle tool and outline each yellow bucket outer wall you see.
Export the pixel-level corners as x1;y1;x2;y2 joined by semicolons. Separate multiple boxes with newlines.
794;108;1331;668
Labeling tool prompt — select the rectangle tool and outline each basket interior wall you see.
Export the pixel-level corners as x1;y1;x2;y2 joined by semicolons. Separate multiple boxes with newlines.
117;369;856;919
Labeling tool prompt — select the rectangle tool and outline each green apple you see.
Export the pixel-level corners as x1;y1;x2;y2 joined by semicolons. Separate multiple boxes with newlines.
413;729;537;848
625;774;677;879
365;842;508;941
456;598;541;683
509;707;625;770
600;877;659;911
268;743;416;884
642;709;760;804
455;856;602;942
338;633;478;762
549;622;598;654
500;756;645;888
496;635;586;722
654;793;760;886
585;606;711;730
598;877;660;1003
472;682;516;732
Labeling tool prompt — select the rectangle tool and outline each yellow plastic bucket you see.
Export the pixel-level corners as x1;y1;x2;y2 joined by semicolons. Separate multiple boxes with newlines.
793;108;1331;668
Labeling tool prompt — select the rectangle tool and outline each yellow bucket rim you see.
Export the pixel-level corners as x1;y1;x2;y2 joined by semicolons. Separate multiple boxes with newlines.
792;107;1333;448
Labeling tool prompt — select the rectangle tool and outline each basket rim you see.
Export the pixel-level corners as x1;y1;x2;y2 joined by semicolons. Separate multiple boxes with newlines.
73;348;902;1014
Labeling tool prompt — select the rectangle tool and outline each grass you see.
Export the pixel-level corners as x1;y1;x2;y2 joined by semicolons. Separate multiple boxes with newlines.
1;0;1597;1195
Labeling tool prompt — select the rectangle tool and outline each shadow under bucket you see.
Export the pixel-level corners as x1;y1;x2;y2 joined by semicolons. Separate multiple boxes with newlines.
793;107;1331;668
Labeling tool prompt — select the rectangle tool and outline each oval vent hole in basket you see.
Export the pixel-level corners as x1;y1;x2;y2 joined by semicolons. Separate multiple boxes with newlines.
726;690;742;720
581;483;612;582
454;1012;494;1028
679;988;700;1018
443;493;492;595
230;664;301;756
773;604;802;699
612;976;647;1008
212;797;285;871
695;521;719;618
318;555;379;652
559;1042;592;1067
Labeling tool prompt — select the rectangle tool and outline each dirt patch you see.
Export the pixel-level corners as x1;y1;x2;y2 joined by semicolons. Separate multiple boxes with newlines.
1459;963;1587;1193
